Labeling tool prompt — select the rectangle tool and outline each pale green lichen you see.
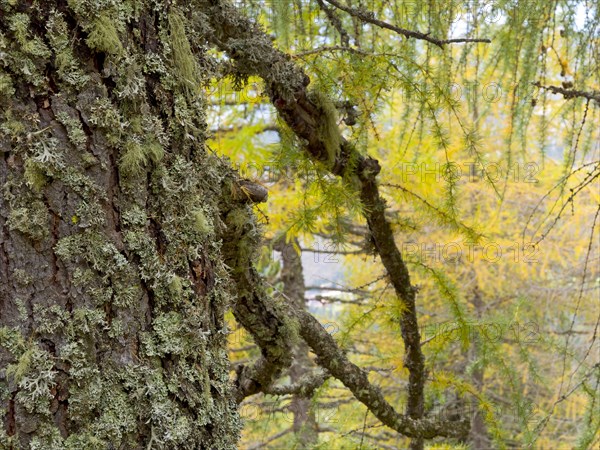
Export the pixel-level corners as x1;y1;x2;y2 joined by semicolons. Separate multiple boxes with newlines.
0;71;14;97
14;298;28;321
0;110;26;141
30;137;64;169
9;13;51;58
29;425;65;450
33;304;70;334
7;346;56;414
152;312;187;355
6;201;49;241
56;111;88;147
46;12;90;88
12;268;32;286
55;231;129;277
115;55;146;98
88;97;123;145
0;326;26;355
2;13;48;87
81;152;98;168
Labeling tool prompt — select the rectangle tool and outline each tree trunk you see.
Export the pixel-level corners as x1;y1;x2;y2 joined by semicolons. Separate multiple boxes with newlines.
0;2;241;448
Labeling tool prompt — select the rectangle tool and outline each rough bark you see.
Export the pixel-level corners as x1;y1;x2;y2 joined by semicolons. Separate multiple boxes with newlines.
0;2;244;448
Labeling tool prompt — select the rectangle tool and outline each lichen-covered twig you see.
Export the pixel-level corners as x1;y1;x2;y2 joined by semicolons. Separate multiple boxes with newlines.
219;184;296;403
295;307;469;439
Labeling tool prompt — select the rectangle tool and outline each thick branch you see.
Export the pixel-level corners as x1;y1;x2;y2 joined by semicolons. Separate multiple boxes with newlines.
231;266;467;438
227;263;293;403
220;196;294;402
234;355;285;403
324;0;491;48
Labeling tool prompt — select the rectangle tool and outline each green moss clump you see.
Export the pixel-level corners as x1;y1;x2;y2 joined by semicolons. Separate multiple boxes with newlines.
119;139;146;175
146;140;164;164
168;274;184;298
0;72;14;97
168;11;199;98
86;14;123;56
307;89;341;168
192;207;211;234
119;139;164;175
24;158;48;192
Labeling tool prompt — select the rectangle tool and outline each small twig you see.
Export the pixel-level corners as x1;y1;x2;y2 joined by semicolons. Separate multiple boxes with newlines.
293;45;370;58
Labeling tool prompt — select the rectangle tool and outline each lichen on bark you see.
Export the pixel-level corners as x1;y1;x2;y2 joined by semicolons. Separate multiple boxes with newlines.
0;1;252;448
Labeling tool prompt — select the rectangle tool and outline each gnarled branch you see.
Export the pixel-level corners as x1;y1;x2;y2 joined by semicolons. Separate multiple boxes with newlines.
205;0;468;443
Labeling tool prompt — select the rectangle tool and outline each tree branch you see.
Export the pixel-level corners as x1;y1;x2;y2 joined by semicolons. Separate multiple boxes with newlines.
220;191;294;402
295;307;468;439
205;0;468;442
265;370;330;396
323;0;491;48
315;0;351;47
230;267;468;439
293;45;370;58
